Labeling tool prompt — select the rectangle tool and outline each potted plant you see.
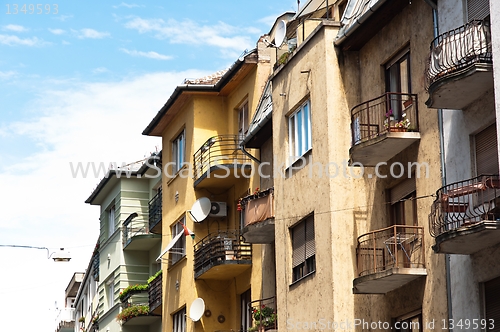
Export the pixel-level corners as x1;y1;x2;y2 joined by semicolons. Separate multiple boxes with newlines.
252;305;276;331
383;109;395;129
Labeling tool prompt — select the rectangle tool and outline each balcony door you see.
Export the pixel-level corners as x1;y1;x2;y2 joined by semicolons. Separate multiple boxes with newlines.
240;289;251;332
386;49;411;121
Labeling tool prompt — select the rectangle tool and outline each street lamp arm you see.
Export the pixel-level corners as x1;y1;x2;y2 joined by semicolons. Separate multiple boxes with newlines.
0;244;67;260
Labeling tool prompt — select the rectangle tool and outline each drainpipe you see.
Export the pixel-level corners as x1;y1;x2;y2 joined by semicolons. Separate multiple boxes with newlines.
426;2;454;330
241;145;261;164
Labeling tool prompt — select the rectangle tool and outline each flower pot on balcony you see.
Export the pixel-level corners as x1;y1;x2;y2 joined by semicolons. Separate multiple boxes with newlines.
390;127;408;132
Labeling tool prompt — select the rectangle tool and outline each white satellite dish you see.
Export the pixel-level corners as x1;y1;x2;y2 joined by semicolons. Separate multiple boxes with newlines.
189;197;211;222
189;298;205;322
275;20;287;47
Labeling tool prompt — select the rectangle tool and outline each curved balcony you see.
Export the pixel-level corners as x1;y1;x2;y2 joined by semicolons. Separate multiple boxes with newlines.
123;213;161;251
425;19;493;109
354;225;426;294
193;135;252;189
194;230;252;279
350;93;420;166
429;174;500;254
241;188;275;244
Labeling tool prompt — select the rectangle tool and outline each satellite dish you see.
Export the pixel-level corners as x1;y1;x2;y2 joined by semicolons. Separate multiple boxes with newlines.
189;298;205;322
189;197;211;222
275;20;287;47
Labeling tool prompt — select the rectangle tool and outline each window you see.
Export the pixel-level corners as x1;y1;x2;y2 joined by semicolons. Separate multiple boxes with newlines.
484;275;500;329
106;279;114;309
386;50;411;122
289;100;312;160
170;218;186;265
238;101;249;137
172;130;185;174
108;206;115;238
473;123;498;176
291;214;315;282
390;178;417;226
394;311;422;332
467;0;490;21
240;289;251;332
173;307;186;332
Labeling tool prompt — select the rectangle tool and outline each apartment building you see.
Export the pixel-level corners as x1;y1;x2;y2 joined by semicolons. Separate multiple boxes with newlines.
84;153;163;332
241;0;450;330
55;272;84;332
73;244;99;332
142;40;272;332
425;0;500;328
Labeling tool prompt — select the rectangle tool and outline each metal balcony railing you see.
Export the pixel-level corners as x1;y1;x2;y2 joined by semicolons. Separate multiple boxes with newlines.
241;188;274;227
426;19;492;89
123;218;149;246
351;93;419;145
193;135;251;181
356;225;425;277
149;189;162;232
91;252;99;281
194;230;252;278
249;296;277;331
148;272;162;313
429;175;500;238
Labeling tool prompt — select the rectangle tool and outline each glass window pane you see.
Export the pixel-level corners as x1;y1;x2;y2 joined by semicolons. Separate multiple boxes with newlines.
297;109;303;155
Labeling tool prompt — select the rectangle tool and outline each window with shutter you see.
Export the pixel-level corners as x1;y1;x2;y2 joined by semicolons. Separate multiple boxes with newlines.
474;123;499;176
390;178;417;226
484;276;500;329
467;0;490;22
291;214;315;282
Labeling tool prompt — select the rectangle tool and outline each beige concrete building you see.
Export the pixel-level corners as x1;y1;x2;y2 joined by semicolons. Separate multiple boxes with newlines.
241;0;449;330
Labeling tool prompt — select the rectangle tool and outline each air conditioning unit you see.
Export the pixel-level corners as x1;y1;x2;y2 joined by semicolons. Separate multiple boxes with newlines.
209;202;227;217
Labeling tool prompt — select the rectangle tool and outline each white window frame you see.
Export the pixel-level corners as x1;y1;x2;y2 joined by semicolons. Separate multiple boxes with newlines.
172;130;185;174
108;206;115;238
106;279;114;309
170;217;186;265
288;100;312;162
238;101;249;137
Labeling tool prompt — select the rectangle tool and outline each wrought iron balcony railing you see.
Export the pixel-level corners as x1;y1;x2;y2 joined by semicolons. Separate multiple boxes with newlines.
426;19;492;89
193;135;252;182
91;252;99;281
194;230;252;278
429;175;500;238
123;218;149;247
249;296;277;331
351;93;418;146
149;189;162;232
356;225;425;277
148;272;162;314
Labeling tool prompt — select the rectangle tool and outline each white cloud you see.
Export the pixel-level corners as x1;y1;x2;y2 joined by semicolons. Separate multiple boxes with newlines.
53;14;73;22
48;28;65;35
0;34;46;46
120;48;173;60
3;24;29;32
92;67;109;74
74;28;110;39
124;17;254;51
113;2;142;8
0;70;16;79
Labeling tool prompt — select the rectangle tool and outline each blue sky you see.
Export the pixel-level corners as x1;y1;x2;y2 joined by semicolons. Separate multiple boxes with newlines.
0;1;296;330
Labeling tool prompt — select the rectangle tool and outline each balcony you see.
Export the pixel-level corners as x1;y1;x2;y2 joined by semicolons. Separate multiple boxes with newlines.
91;251;99;282
429;175;500;254
426;19;493;109
249;296;277;331
123;213;161;251
193;135;252;189
149;189;162;234
55;308;75;332
119;287;160;326
241;188;275;244
353;225;426;294
349;93;420;166
148;272;162;315
194;230;252;279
